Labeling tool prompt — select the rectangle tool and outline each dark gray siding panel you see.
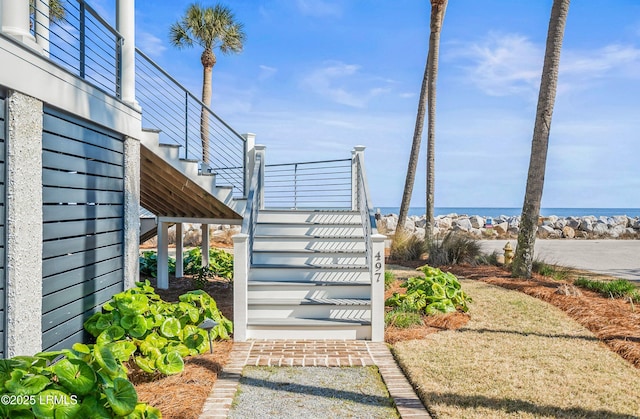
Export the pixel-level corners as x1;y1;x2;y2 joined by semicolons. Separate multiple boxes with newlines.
42;107;124;351
0;95;6;357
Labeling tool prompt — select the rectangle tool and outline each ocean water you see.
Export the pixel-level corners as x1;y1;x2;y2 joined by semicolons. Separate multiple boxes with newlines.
376;207;640;219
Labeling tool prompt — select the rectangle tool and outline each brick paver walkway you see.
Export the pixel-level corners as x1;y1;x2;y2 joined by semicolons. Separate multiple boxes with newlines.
199;340;431;418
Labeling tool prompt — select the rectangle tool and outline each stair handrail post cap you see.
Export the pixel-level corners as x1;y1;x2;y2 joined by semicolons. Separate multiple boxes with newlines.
353;145;366;152
233;232;249;243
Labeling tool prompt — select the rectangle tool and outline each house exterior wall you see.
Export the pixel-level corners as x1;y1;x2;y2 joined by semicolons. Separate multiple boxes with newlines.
0;33;141;356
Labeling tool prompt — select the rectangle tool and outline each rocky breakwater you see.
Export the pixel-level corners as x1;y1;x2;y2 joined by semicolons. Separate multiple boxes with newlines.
376;213;640;239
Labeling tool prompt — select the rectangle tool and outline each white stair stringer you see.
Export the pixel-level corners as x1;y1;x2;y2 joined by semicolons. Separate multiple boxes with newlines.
244;209;374;340
139;128;243;213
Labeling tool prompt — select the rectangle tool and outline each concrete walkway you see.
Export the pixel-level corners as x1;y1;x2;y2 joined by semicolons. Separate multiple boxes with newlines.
199;340;431;418
479;239;640;281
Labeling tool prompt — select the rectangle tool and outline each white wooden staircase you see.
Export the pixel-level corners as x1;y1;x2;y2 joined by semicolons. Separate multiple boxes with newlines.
234;147;385;341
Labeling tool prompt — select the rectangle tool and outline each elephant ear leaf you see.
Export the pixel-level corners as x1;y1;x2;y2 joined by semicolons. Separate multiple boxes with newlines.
5;370;49;395
33;389;82;419
93;343;120;377
52;358;96;395
104;377;138;416
155;351;184;375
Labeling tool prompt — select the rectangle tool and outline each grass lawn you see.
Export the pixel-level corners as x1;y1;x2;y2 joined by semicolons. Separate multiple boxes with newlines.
393;280;640;418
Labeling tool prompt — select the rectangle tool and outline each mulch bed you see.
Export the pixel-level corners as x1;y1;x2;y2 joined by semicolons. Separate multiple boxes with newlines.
130;262;640;418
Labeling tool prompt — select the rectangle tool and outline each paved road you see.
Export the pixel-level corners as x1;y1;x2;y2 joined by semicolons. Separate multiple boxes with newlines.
479;240;640;281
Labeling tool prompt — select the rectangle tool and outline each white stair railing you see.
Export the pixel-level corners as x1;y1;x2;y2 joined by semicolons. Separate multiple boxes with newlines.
352;146;386;341
233;145;265;341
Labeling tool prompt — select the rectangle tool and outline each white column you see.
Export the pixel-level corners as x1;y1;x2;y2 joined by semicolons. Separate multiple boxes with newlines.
157;221;169;289
351;146;366;211
123;136;140;291
242;133;256;198
33;0;50;54
370;234;386;342
254;144;266;209
201;224;210;268
1;0;38;48
5;91;43;356
232;233;249;341
175;223;184;278
116;0;137;107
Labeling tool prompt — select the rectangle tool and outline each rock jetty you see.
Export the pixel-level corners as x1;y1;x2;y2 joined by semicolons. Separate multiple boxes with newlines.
376;213;640;239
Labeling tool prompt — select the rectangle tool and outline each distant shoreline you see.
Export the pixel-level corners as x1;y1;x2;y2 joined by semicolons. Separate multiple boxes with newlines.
376;207;640;219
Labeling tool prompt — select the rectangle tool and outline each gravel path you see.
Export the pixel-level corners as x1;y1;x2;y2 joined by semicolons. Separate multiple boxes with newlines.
228;366;399;418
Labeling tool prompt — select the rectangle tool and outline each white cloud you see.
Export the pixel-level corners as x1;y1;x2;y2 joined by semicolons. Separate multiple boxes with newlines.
258;65;278;80
295;0;342;18
301;61;391;108
137;31;166;57
449;33;640;99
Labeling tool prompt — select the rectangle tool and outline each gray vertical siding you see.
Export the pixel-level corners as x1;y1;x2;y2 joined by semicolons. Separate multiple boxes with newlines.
0;96;6;357
41;107;125;351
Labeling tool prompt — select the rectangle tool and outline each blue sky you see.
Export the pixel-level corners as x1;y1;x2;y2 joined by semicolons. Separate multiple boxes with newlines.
101;0;640;208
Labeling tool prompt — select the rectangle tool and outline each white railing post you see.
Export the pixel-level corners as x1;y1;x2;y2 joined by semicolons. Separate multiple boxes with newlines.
201;224;210;268
116;0;138;106
352;146;366;210
157;220;169;289
371;234;386;342
34;0;50;55
254;144;266;209
1;0;39;50
175;223;183;278
233;233;249;341
242;133;256;197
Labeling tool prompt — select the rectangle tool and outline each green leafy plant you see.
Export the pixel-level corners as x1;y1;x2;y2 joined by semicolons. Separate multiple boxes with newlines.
0;343;161;418
139;251;176;278
84;281;232;377
574;277;640;302
386;265;472;316
183;248;233;281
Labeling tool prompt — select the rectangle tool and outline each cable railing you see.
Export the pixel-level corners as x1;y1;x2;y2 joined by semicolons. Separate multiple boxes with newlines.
135;48;246;197
263;158;352;209
354;151;378;269
241;152;264;264
31;0;123;98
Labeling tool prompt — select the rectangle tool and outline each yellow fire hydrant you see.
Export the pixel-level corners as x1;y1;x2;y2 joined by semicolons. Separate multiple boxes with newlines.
503;241;514;265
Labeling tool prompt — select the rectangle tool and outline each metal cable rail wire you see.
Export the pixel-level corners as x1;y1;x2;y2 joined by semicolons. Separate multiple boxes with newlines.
263;158;352;209
135;48;246;197
355;153;378;269
31;0;123;98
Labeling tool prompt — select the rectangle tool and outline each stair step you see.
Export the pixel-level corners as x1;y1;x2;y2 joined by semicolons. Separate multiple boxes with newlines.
253;236;366;252
249;266;370;282
249;298;370;306
255;223;363;237
158;143;181;160
258;210;361;224
248;282;370;299
248;317;371;327
252;249;366;265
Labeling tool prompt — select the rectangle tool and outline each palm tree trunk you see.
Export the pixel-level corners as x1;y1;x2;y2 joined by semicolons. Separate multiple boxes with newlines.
512;0;570;278
425;0;447;242
200;49;216;165
398;58;429;236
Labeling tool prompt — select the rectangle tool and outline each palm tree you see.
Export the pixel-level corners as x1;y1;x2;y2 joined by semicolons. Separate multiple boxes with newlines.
425;0;448;242
29;0;65;24
170;3;245;164
397;0;447;240
512;0;571;278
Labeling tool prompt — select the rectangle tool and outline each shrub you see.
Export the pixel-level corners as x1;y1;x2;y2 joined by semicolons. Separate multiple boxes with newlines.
427;232;481;266
0;344;160;418
386;265;472;316
532;260;572;281
140;251;176;278
84;280;232;377
184;248;234;281
477;250;501;266
574;277;640;302
390;232;425;261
